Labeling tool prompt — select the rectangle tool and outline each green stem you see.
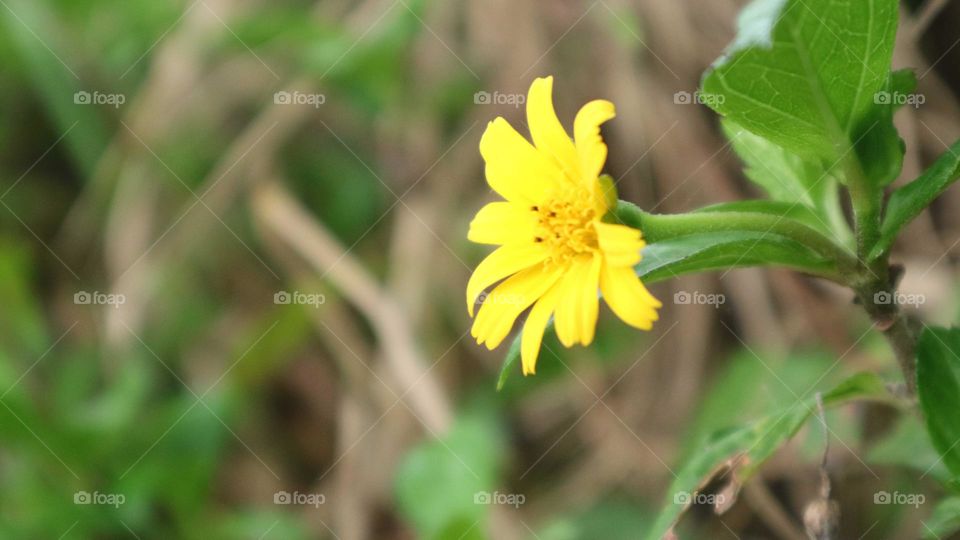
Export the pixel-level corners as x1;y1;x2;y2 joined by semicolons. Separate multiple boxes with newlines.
843;157;883;264
615;201;858;273
616;200;919;395
843;157;919;395
854;275;920;397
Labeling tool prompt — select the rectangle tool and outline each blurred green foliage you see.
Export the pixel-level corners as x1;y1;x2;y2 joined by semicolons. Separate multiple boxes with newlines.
0;0;438;537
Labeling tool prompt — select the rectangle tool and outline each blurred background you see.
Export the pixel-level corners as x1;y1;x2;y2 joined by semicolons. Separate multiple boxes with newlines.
2;0;960;538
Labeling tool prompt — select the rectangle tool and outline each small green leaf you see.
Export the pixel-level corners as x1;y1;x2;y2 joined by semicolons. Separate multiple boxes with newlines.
870;140;960;259
721;120;831;207
854;69;917;187
916;327;960;480
495;336;522;391
889;68;920;100
721;120;854;243
702;0;899;183
645;372;889;540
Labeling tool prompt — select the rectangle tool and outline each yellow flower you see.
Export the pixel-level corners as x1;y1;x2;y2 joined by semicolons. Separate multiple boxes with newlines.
466;76;661;375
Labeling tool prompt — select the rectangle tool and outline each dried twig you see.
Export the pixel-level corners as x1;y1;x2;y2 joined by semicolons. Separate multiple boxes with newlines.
251;179;453;433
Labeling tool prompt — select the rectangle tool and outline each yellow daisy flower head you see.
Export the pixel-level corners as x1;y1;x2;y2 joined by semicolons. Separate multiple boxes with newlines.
466;76;662;376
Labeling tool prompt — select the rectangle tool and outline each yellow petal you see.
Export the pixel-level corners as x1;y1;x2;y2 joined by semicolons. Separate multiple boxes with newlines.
466;243;548;317
577;253;602;346
595;221;645;268
600;262;661;330
480;118;560;204
521;283;563;375
526;77;579;180
468;202;539;245
472;264;564;349
574;99;616;182
553;257;592;347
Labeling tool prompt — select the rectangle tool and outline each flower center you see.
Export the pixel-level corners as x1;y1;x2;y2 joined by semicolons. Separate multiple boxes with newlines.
533;186;598;265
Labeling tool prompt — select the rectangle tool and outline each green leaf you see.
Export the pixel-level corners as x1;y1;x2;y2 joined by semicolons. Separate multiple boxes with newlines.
721;120;831;206
645;372;889;540
916;327;960;480
924;497;960;540
721;119;852;242
635;230;832;282
702;0;899;183
855;69;917;187
394;410;504;539
870;140;960;259
888;68;920;103
680;350;837;462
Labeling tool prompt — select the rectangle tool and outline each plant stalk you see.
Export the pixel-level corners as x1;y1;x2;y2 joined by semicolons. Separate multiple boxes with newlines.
616;203;858;272
843;156;919;396
853;269;920;397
